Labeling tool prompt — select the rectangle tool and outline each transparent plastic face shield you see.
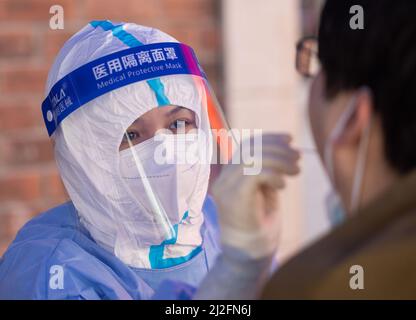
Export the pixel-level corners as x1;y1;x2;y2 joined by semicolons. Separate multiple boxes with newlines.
42;41;234;261
115;74;232;247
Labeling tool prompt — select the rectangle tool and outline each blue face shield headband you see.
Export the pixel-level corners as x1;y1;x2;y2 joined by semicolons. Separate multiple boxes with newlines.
42;42;207;137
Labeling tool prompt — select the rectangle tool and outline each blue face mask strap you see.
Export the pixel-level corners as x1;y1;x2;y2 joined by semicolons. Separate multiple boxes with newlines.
90;20;171;106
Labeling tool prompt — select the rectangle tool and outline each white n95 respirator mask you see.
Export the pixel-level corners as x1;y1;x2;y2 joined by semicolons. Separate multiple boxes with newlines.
114;132;210;267
118;133;206;235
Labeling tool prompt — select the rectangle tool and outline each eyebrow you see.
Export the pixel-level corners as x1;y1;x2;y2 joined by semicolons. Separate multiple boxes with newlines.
167;106;189;116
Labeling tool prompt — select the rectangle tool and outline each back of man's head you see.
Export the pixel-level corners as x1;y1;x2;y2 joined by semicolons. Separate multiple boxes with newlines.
319;0;416;174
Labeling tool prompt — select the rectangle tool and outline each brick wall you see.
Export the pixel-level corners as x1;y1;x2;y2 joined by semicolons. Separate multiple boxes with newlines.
0;0;222;256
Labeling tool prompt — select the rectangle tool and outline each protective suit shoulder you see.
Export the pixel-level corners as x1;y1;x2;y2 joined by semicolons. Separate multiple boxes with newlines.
10;202;80;244
0;202;153;300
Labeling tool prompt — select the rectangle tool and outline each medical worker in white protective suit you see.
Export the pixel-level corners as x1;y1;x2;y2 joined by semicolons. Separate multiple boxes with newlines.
0;20;232;300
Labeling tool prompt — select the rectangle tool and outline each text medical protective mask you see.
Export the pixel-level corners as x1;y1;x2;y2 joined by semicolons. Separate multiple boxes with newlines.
42;42;207;136
43;22;231;268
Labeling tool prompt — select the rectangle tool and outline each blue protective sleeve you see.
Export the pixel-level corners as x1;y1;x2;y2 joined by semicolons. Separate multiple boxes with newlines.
193;246;275;300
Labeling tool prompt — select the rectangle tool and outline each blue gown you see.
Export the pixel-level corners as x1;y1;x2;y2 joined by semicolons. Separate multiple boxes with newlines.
0;197;220;300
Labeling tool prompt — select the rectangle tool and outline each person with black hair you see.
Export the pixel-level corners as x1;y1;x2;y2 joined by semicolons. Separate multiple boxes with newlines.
195;0;416;299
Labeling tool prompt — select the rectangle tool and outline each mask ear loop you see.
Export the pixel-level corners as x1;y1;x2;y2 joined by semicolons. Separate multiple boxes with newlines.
350;110;373;213
324;91;373;214
324;96;358;186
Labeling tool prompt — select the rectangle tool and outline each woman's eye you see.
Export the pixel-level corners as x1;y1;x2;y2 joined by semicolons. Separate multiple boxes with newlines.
169;119;189;131
123;131;139;142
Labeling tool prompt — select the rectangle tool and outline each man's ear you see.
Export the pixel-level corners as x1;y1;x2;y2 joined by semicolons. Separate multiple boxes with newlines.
336;87;373;146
